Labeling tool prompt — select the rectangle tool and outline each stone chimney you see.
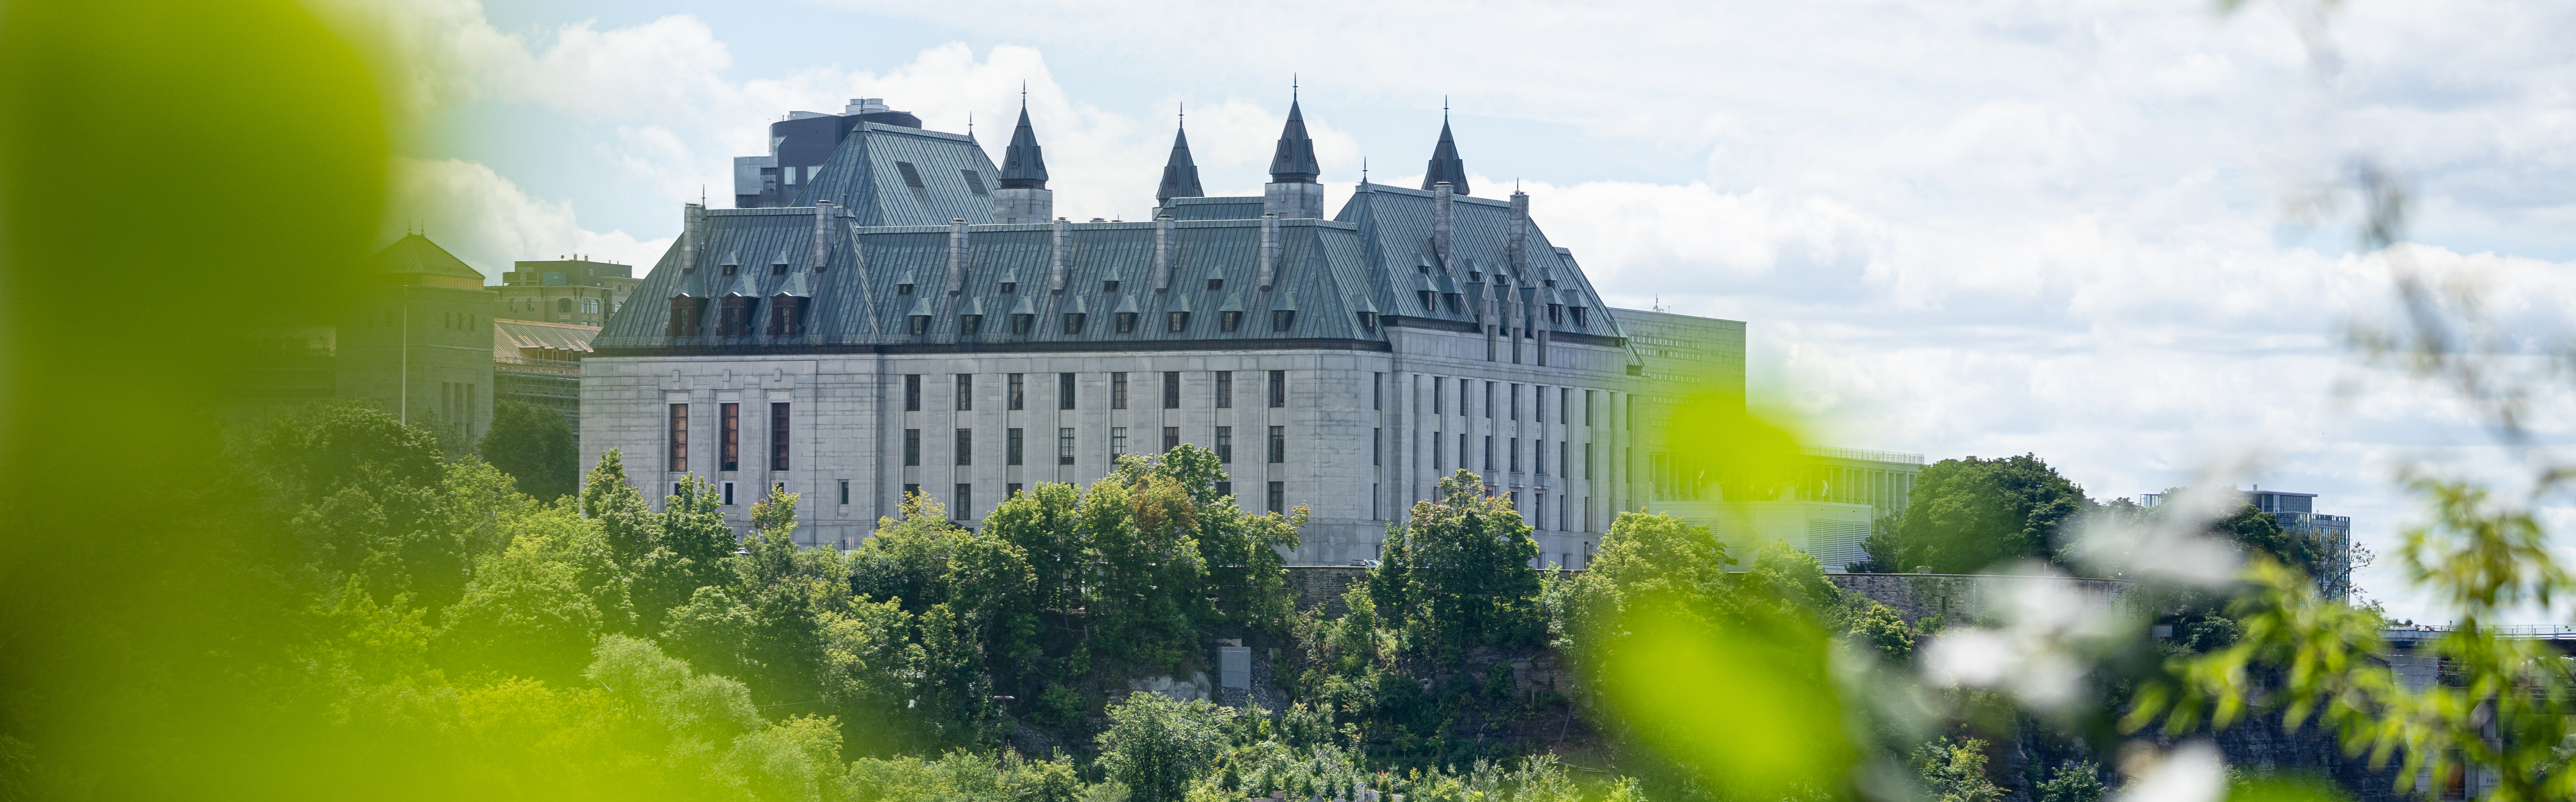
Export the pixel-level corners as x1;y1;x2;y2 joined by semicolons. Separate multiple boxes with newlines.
1433;181;1455;266
1257;213;1279;291
944;218;967;296
808;201;834;271
1153;216;1175;291
1049;217;1070;294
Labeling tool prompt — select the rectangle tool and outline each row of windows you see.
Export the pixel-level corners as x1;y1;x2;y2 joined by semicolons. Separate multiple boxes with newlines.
1426;379;1598;425
1423;433;1594;479
667;402;792;473
888;480;1291;520
509;297;609;314
903;370;1288;411
894;308;1301;337
903;425;1289;466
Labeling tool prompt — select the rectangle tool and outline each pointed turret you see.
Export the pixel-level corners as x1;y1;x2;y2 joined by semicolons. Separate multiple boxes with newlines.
1156;125;1204;204
998;105;1048;189
992;97;1055;223
1263;90;1326;218
1268;97;1321;183
1422;114;1469;196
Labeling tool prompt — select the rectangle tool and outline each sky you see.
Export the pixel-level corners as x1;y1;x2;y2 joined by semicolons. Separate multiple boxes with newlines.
322;0;2576;624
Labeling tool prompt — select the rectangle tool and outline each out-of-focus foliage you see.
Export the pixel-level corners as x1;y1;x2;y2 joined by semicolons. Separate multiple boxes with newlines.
1909;738;2003;802
480;401;580;502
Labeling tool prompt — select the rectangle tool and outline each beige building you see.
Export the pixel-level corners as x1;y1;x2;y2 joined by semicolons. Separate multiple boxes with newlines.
495;257;639;328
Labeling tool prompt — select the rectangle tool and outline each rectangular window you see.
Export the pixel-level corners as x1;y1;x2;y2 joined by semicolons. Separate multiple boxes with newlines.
838;479;850;505
1111;427;1128;457
954;428;972;466
956;374;973;411
1484;382;1495;419
1536;439;1546;475
1560;388;1571;424
1373;428;1381;466
1163;371;1181;409
1059;373;1077;410
770;402;791;470
1007;428;1025;466
903;482;920;501
1058;428;1076;465
1373;373;1383;410
1216;427;1233;462
953;484;972;520
1111;372;1128;409
1163;426;1180;452
1461;433;1471;473
1268;370;1286;407
1217;481;1233;499
1266;481;1284;514
723;481;736;506
1558;441;1567;479
1433;378;1444;414
1510;385;1521;420
1626;396;1634;430
1510;437;1520;472
1586;443;1595;479
667;403;689;472
905;374;921;411
1008;483;1023;498
1535;495;1546;529
1433;431;1444;469
1267;426;1285;463
1215;372;1233;408
720;402;740;472
1373;483;1381;520
1484;435;1494;472
1535;386;1545;422
903;429;922;466
1008;373;1025;410
1586;390;1597;427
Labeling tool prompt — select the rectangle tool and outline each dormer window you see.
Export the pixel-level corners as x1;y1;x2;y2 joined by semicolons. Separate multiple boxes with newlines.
771;263;788;275
999;281;1016;294
1207;278;1224;291
1011;314;1034;334
1271;310;1295;331
1219;311;1241;332
1114;312;1138;333
1570;307;1588;327
1102;280;1121;293
1467;271;1481;283
1418;290;1435;310
959;314;983;335
722;264;738;276
1062;313;1086;334
897;283;914;296
682;264;696;275
1167;311;1190;332
1357;311;1377;332
1547;304;1563;325
908;314;930;335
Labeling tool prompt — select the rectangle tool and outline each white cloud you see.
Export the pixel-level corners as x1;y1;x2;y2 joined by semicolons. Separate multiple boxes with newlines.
383;157;668;279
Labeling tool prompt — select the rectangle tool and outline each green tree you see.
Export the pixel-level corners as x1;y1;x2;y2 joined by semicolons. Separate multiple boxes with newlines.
247;400;472;607
1372;470;1544;659
1097;692;1238;802
1866;454;2092;574
478;401;578;502
2035;761;2105;802
1911;738;2003;802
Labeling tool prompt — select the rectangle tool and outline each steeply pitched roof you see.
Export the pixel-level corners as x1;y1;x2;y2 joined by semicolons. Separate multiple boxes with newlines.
1268;98;1321;183
1162;196;1263;221
1156;126;1204;203
1333;183;1626;342
789;123;1000;226
1421;118;1469;196
371;234;486;284
998;105;1048;190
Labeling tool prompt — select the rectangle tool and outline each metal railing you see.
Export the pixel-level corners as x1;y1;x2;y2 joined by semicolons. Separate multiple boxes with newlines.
1803;446;1925;465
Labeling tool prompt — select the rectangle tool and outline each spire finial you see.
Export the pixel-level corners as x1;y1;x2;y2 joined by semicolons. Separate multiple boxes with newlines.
967;111;973;136
1178;101;1185;129
1020;80;1027;107
1362;157;1369;183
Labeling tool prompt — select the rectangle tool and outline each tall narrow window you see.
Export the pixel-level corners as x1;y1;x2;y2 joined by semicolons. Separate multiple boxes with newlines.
668;403;689;472
1163;371;1181;409
1267;426;1285;463
1008;374;1025;410
1111;373;1128;409
954;429;972;466
1266;482;1284;514
1484;435;1494;472
1267;370;1285;408
1510;437;1520;472
904;429;921;466
1111;427;1128;457
1162;427;1180;452
1510;385;1521;420
1215;427;1233;462
1434;380;1444;414
1373;428;1382;466
956;374;973;411
838;479;850;505
1059;373;1076;410
770;402;791;470
720;402;740;472
903;483;920;501
905;375;921;411
953;484;972;520
1460;433;1470;473
1585;443;1595;479
1434;430;1445;469
1008;483;1023;498
1559;388;1570;424
1535;386;1545;422
1058;428;1076;465
1215;372;1233;408
1007;428;1024;466
1484;382;1494;418
1585;390;1597;427
1217;481;1233;499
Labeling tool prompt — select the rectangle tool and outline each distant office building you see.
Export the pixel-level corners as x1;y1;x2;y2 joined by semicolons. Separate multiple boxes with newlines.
231;233;496;442
1643;447;1923;572
2143;487;2355;598
493;319;598;429
495;257;638;327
